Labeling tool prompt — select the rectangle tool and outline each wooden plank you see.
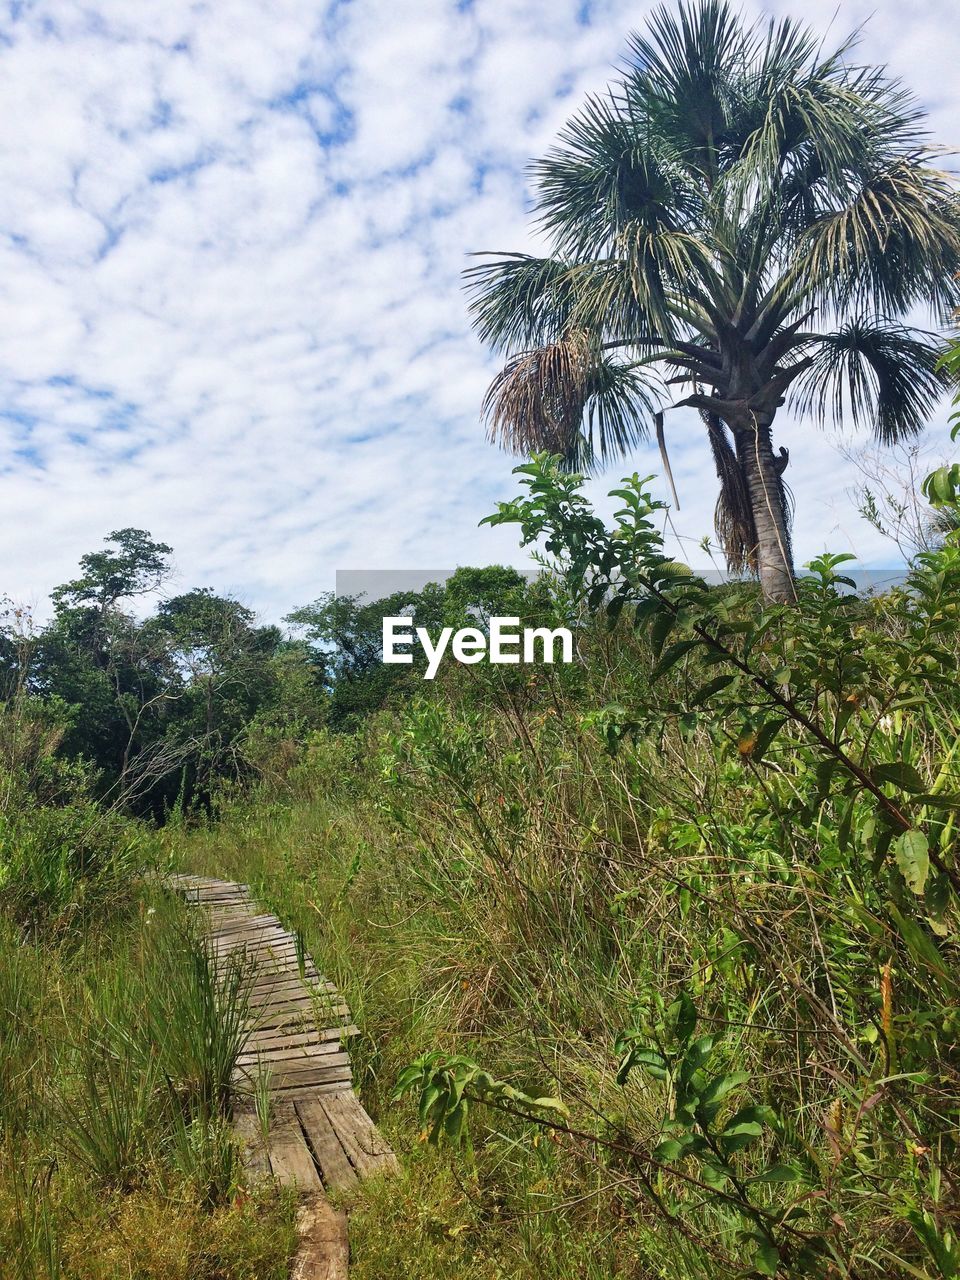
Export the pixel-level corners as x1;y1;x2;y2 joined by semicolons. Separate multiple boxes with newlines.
295;1099;358;1190
246;1003;352;1033
232;1102;272;1184
291;1194;349;1280
211;915;283;939
319;1093;398;1178
235;1056;353;1091
267;1104;322;1191
241;940;314;961
275;1081;358;1099
248;988;348;1015
237;1041;348;1068
247;976;336;1001
243;1025;358;1053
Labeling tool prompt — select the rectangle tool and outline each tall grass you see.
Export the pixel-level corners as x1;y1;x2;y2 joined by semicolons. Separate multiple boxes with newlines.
167;599;960;1279
0;885;293;1278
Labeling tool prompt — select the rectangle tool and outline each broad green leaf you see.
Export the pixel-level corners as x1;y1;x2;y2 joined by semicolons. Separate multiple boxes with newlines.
894;831;930;895
690;675;735;706
651;639;700;680
650;610;676;659
672;990;697;1045
652;1137;686;1162
751;718;786;763
753;1237;780;1277
872;762;926;793
617;1046;668;1085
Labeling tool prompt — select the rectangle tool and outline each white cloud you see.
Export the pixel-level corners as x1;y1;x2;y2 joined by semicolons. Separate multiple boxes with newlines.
0;0;958;622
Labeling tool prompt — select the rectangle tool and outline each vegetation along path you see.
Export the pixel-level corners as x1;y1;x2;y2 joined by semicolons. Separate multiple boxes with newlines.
169;873;397;1278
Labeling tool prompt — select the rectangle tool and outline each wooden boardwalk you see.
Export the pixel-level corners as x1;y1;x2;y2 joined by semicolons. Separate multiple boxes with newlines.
170;873;397;1205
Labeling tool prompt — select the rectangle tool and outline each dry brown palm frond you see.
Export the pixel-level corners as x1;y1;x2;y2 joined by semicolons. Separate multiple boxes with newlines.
482;331;594;458
705;412;757;573
482;331;659;470
706;411;795;574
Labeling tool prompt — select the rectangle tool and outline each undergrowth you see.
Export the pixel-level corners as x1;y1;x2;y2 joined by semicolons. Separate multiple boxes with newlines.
165;456;960;1279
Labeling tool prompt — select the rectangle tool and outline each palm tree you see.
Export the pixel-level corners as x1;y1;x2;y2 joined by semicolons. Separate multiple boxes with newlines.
466;0;960;601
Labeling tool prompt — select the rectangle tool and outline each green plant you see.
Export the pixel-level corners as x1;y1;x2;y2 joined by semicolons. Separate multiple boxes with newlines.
8;1160;61;1280
467;0;960;600
55;1043;159;1191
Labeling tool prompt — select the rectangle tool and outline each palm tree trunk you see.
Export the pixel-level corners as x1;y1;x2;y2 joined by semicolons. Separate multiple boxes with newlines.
730;412;796;603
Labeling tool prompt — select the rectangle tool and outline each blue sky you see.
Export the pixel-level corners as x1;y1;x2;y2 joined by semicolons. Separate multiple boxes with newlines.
1;0;958;619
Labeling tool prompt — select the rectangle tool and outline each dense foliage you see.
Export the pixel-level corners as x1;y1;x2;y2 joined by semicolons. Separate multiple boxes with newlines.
467;0;960;600
2;3;959;1269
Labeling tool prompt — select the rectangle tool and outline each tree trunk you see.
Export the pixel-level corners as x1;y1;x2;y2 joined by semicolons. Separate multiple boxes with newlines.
730;412;796;603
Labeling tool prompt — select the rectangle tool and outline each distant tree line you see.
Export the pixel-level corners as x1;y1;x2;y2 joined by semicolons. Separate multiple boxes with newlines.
1;530;541;818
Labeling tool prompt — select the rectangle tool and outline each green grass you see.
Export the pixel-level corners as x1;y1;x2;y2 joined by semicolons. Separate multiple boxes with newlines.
156;621;960;1279
0;886;297;1279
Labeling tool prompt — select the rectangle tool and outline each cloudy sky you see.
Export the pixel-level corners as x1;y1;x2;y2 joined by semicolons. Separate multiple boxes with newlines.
1;0;958;620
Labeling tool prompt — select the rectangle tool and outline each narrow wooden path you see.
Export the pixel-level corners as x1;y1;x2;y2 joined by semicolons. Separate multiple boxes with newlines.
169;873;397;1277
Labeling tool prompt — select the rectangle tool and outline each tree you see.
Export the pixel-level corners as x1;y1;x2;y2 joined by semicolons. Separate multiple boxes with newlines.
32;531;177;802
51;528;172;617
151;590;284;800
466;0;960;600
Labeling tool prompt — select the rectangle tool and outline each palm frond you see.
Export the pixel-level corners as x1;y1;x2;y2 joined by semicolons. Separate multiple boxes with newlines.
532;91;702;254
797;159;960;317
463;254;580;354
482;333;660;469
624;0;755;183
705;411;757;572
792;321;952;442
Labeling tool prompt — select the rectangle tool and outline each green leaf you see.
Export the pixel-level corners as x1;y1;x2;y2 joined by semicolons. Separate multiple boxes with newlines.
751;718;786;764
652;1137;686;1162
924;871;951;923
872;762;926;793
699;1158;730;1189
690;675;735;706
672;990;697;1046
679;1035;717;1084
753;1237;780;1277
751;1163;804;1184
650;610;676;659
894;830;930;895
651;639;700;680
837;797;856;852
616;1046;668;1085
695;1071;750;1124
722;1118;764;1139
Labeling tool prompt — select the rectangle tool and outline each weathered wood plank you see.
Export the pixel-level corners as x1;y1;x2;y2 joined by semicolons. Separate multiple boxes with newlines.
319;1093;399;1178
248;989;349;1016
237;1041;348;1068
295;1099;358;1190
246;968;330;990
245;1003;352;1033
242;1025;358;1054
267;1104;323;1192
290;1195;349;1280
235;1057;353;1091
211;915;281;933
232;1102;272;1184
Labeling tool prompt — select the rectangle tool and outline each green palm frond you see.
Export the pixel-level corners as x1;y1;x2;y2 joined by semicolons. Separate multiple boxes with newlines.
482;333;660;469
792;321;951;443
797;160;960;316
464;255;580;353
624;0;753;182
532;91;702;253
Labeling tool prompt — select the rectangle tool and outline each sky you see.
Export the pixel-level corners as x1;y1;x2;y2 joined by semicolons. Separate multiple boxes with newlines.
1;0;959;621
